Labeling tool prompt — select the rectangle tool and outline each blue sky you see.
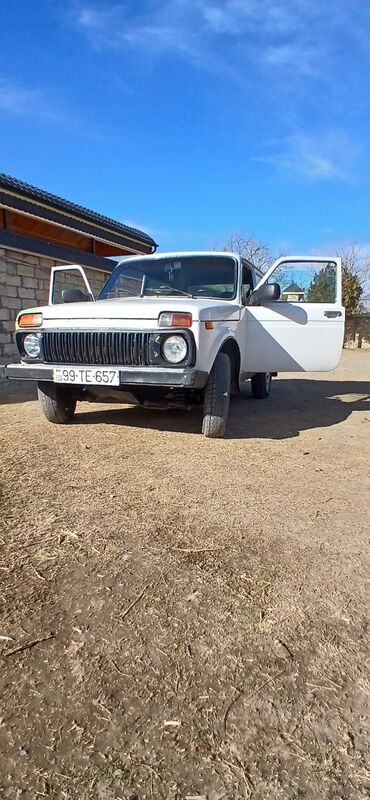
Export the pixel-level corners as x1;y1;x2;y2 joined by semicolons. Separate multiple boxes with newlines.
1;0;370;257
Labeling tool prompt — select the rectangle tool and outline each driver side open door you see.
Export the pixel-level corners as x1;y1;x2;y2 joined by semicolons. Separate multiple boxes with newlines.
242;257;344;372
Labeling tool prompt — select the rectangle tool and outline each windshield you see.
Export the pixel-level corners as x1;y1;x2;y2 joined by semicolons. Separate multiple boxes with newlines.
99;255;238;300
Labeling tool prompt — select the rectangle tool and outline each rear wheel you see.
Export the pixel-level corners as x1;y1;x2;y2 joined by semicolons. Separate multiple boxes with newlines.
251;372;272;399
202;352;231;438
37;381;76;424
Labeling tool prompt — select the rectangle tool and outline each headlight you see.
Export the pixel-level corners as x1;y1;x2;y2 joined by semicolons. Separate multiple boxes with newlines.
23;333;41;358
162;334;188;364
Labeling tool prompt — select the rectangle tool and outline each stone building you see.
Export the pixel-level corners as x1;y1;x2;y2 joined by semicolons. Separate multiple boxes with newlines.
0;174;156;363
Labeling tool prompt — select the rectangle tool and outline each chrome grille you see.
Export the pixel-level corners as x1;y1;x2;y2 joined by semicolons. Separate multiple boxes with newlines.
43;331;152;366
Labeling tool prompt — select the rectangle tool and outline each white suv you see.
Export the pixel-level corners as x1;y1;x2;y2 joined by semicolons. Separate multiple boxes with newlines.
5;251;344;437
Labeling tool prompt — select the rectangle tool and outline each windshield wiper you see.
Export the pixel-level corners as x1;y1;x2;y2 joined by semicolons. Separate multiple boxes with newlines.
145;286;194;298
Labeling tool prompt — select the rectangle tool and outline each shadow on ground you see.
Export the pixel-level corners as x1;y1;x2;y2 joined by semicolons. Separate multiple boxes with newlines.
72;379;370;440
0;380;37;405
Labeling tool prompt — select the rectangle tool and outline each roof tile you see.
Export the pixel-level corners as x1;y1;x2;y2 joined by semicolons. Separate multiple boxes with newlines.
0;173;156;248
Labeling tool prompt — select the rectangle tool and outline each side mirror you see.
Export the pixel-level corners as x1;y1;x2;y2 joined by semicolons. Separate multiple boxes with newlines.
62;288;90;303
248;282;281;306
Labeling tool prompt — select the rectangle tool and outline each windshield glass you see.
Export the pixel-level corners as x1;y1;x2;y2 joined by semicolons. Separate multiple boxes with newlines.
98;255;238;300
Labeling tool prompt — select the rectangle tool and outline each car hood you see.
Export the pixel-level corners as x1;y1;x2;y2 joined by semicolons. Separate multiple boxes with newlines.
34;296;241;323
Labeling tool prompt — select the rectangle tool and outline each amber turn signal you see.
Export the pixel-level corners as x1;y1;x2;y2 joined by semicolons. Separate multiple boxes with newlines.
18;313;43;328
158;312;192;328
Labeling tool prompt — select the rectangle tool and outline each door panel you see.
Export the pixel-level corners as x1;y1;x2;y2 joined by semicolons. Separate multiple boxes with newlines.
242;257;344;373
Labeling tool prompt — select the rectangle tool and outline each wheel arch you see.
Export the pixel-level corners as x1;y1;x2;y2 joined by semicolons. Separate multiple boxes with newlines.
216;337;241;392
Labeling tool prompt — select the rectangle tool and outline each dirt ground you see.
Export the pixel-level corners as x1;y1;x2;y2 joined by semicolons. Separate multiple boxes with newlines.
0;350;369;800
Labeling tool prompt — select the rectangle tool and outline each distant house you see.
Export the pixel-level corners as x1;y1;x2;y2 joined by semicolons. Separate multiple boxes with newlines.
0;173;157;363
281;282;305;302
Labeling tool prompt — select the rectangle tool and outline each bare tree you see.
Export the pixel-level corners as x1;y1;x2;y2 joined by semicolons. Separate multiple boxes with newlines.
214;236;369;310
214;233;274;272
335;243;370;308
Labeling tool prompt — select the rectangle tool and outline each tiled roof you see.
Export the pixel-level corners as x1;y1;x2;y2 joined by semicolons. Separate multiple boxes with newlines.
282;282;304;293
0;230;117;273
0;173;157;249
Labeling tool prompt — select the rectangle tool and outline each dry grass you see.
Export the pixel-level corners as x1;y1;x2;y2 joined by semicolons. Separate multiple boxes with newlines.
0;352;369;799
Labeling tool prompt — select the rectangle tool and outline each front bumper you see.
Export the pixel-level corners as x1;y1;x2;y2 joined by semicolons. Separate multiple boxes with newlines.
5;362;208;390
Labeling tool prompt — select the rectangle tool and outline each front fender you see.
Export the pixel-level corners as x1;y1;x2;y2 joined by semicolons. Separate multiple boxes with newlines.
196;323;239;374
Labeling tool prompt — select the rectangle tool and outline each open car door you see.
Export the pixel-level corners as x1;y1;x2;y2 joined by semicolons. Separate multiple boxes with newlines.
243;257;344;372
49;266;95;305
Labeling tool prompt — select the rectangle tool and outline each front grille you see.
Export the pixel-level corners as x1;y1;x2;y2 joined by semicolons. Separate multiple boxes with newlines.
43;331;152;366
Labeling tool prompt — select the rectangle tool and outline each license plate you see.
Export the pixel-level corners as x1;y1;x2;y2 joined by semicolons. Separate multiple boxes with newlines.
53;367;120;386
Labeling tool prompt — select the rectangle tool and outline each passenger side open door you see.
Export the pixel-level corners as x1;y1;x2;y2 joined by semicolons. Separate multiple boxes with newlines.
242;257;344;372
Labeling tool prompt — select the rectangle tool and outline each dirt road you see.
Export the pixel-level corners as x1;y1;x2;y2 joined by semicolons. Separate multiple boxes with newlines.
0;351;369;799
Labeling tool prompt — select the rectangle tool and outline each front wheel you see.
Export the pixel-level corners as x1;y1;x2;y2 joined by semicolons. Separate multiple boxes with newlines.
37;381;77;424
251;372;272;399
202;352;231;438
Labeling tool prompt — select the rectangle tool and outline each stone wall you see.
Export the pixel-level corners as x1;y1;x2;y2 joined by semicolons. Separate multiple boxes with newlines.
344;313;370;350
0;248;109;363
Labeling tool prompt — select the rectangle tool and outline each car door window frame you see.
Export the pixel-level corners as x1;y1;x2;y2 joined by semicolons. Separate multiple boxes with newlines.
254;257;342;306
241;258;254;305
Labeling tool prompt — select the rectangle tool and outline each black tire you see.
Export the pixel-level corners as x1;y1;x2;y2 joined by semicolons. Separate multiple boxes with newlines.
37;381;77;424
202;352;231;438
251;372;272;399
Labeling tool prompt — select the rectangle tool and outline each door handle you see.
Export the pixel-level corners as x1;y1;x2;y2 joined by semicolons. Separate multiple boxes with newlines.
324;310;342;318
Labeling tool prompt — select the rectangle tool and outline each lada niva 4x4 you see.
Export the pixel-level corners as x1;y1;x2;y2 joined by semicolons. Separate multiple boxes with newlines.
5;251;344;437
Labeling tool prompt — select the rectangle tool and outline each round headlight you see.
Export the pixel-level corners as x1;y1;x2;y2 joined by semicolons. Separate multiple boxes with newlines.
23;333;41;358
162;334;188;364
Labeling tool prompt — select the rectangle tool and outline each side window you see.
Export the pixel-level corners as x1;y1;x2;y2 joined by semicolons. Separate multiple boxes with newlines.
268;260;337;303
241;264;253;304
51;268;93;304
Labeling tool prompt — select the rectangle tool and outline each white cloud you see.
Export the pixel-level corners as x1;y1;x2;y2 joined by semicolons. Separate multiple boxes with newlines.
71;0;369;75
262;43;320;75
255;132;358;181
69;1;370;165
198;0;306;36
72;2;213;70
75;6;101;29
0;76;113;142
0;79;46;117
71;0;324;71
69;0;370;99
